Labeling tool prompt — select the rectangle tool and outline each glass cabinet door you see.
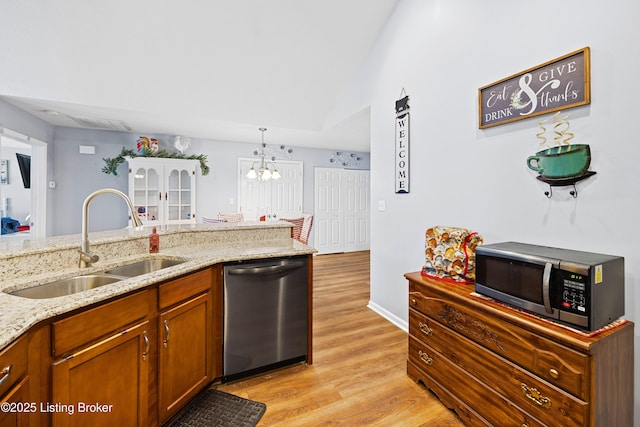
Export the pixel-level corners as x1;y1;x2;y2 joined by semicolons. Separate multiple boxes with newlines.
133;167;160;224
166;168;193;222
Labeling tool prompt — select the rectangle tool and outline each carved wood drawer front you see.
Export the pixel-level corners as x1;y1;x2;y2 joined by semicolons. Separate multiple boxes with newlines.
0;335;28;397
408;336;547;427
52;289;154;357
409;284;589;400
409;309;587;427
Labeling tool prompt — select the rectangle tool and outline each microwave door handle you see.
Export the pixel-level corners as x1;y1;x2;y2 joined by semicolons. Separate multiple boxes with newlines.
542;262;554;314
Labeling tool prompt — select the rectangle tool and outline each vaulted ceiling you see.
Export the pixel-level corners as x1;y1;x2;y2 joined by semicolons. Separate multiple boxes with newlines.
0;1;399;151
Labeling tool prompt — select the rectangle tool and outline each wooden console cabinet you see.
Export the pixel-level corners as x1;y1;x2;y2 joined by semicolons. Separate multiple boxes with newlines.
405;272;634;427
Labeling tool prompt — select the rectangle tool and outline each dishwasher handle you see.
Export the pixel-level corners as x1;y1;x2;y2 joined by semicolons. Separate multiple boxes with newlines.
226;260;306;276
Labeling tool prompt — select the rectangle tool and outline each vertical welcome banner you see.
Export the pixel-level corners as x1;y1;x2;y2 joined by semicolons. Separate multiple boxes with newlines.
395;93;410;193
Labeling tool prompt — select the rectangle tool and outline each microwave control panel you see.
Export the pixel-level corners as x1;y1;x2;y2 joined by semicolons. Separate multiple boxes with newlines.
559;271;589;314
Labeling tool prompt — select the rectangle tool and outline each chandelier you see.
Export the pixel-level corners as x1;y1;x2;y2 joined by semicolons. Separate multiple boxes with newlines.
246;128;292;180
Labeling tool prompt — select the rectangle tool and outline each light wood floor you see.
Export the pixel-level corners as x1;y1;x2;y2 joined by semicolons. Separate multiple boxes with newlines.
216;251;464;426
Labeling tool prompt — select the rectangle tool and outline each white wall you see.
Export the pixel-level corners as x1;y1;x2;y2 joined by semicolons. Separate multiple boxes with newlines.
333;0;640;421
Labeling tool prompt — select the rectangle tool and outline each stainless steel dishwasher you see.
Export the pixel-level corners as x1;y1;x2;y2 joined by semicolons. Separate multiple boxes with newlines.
223;256;309;381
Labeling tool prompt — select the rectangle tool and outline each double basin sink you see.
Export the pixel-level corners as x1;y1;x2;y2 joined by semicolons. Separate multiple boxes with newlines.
9;258;186;299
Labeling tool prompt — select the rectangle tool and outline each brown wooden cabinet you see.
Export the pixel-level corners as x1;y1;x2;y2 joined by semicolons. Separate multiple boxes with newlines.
50;289;155;427
405;272;634;427
0;334;30;427
157;268;214;424
51;321;150;427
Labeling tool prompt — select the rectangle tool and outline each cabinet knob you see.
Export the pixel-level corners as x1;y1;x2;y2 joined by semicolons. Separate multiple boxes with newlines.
411;298;417;306
549;368;559;379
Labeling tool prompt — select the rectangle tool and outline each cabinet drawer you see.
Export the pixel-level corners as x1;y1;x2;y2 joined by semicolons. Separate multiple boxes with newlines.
409;336;546;427
409;282;589;399
159;268;212;310
52;289;154;357
410;309;588;427
407;361;491;427
0;335;28;397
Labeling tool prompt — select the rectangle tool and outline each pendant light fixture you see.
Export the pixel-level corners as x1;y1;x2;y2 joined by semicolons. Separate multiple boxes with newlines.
246;128;292;181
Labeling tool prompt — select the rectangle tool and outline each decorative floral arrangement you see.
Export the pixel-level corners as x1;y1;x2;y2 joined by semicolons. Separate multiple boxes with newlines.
102;146;210;176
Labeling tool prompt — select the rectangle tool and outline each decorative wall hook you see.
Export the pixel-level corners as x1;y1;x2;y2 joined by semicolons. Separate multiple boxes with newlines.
537;171;596;198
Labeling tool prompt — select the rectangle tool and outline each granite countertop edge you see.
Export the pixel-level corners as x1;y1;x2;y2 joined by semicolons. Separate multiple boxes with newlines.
0;234;316;351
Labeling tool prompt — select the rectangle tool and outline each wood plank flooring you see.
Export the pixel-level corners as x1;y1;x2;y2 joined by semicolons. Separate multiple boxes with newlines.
216;251;464;426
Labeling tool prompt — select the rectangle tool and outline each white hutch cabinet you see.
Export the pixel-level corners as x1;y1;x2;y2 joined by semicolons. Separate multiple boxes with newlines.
127;157;198;226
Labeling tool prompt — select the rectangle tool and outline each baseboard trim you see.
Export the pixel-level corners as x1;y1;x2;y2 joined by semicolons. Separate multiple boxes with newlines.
367;300;408;332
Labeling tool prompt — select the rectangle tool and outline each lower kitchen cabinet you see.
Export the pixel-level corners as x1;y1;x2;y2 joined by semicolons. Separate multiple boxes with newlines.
0;327;49;427
405;272;634;427
50;289;154;427
51;321;150;427
158;293;213;423
0;377;30;427
157;268;215;424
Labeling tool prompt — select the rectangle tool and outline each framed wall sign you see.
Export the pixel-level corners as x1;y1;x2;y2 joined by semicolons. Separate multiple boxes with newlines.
395;92;410;193
479;47;591;128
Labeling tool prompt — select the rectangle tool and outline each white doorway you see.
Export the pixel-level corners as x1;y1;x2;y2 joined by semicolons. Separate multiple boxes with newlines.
314;168;370;254
237;158;303;221
0;128;47;239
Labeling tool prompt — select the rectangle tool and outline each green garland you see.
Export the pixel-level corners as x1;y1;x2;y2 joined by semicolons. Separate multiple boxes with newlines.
102;147;210;176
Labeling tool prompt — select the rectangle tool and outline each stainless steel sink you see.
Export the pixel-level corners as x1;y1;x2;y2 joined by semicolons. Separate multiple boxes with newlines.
9;274;126;299
104;258;185;277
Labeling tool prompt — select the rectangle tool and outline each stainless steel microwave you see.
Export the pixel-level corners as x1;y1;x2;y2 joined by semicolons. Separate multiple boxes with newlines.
474;242;624;331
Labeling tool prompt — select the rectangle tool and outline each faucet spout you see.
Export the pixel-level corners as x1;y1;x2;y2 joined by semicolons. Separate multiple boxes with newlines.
80;188;144;268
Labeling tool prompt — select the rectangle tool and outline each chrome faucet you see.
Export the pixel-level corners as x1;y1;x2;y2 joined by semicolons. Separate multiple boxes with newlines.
79;188;144;267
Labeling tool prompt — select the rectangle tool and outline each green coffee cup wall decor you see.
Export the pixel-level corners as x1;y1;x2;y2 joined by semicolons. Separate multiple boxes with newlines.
526;112;593;180
527;143;591;179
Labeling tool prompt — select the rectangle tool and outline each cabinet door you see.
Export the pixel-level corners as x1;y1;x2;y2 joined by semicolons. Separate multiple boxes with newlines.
128;158;197;226
0;377;30;427
130;165;161;225
158;292;213;423
165;166;195;224
51;321;150;427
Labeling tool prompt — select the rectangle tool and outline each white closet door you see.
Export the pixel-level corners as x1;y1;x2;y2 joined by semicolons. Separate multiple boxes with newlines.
314;168;370;254
314;168;344;253
344;170;370;252
238;159;302;221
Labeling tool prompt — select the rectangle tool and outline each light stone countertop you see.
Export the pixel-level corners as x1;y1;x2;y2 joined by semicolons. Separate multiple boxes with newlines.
0;221;316;351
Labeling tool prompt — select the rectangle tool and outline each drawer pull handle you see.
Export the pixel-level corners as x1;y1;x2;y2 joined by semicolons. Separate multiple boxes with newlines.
549;368;559;379
418;350;433;365
163;320;170;348
411;298;417;306
521;383;552;409
142;332;149;361
419;322;433;336
0;365;12;386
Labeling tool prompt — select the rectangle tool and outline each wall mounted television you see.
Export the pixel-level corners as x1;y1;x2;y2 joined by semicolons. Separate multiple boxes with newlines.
15;153;31;189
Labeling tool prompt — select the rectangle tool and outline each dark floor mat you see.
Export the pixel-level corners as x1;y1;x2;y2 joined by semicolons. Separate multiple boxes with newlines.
167;389;266;427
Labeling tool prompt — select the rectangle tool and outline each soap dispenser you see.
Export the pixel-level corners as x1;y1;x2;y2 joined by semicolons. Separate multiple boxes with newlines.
149;227;160;253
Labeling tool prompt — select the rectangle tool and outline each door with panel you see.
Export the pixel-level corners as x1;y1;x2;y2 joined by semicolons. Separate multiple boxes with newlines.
51;321;150;427
314;168;370;254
